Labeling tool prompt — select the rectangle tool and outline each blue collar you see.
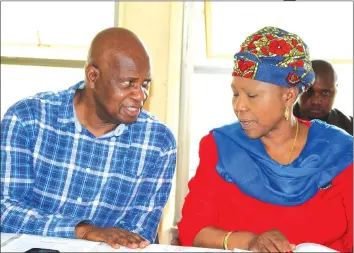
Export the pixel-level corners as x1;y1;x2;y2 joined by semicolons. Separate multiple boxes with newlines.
72;102;126;139
212;120;353;206
58;81;126;138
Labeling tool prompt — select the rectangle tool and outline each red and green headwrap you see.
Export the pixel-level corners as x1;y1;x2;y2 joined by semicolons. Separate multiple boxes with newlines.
233;26;315;91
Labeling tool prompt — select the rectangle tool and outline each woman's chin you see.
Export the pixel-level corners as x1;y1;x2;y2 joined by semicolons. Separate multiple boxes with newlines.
243;129;260;139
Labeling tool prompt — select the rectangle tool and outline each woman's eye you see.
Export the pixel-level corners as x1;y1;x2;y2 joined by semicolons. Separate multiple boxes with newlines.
248;94;257;98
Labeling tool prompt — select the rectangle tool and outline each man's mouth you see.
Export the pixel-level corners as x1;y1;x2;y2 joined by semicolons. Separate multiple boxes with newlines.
121;106;141;117
308;109;325;116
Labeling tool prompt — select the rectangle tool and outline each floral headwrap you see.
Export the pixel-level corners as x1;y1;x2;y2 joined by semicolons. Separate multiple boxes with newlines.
233;26;315;91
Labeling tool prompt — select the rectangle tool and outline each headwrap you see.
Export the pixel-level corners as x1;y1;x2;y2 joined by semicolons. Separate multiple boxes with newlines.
233;26;315;91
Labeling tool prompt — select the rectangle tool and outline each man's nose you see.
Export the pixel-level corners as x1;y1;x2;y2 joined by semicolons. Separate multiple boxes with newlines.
132;84;147;103
310;93;322;105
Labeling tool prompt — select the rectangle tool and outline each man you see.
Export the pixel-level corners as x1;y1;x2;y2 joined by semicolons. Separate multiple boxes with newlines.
294;59;353;135
1;27;177;249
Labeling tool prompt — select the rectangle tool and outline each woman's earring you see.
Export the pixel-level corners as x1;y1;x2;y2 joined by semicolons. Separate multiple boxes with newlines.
284;107;289;121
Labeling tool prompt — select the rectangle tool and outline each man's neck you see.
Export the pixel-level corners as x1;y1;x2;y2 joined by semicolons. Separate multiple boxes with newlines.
74;89;118;137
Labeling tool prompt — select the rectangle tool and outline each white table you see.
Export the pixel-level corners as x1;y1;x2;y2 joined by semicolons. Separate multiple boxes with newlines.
1;233;236;252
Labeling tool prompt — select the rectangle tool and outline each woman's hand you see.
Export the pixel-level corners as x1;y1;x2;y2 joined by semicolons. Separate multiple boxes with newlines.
247;229;295;252
76;223;150;249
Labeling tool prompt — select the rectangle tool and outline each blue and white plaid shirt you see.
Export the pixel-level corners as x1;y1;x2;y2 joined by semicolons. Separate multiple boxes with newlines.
1;81;177;243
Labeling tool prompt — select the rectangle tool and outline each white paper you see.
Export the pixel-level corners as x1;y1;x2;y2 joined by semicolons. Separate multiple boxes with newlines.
232;249;252;252
232;243;338;252
1;233;19;246
94;243;233;252
1;234;100;252
294;243;339;252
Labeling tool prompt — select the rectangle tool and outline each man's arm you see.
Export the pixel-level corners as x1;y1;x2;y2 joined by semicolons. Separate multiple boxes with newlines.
115;136;177;243
77;133;177;248
1;109;88;238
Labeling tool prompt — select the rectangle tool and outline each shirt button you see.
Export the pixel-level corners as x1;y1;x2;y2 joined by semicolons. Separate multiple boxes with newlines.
85;168;90;172
77;197;82;203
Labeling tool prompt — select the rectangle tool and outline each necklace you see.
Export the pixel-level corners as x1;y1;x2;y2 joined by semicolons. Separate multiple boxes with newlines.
287;119;299;164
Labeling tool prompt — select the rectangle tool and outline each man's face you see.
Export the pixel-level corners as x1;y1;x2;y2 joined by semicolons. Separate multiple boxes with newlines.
298;72;336;120
88;52;152;125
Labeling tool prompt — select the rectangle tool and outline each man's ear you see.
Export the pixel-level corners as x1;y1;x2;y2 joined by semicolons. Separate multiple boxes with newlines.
85;64;99;89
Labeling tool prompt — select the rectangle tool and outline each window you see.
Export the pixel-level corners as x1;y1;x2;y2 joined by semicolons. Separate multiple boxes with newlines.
205;2;353;60
1;65;83;118
1;2;117;60
1;2;118;118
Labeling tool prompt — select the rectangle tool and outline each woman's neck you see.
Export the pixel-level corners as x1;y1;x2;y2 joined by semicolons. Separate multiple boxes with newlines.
260;117;298;149
260;117;307;165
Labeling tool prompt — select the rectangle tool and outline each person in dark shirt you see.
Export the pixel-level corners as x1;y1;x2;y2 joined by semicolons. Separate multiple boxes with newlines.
293;59;353;135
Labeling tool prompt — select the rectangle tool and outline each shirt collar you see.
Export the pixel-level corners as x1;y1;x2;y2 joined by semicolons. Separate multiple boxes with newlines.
72;101;127;138
59;81;127;138
58;81;84;121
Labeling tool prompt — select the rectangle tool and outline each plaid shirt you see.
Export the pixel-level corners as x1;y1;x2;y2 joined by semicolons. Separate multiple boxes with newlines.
1;81;177;243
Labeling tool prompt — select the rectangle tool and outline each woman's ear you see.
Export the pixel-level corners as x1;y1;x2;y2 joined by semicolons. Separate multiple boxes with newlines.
282;87;298;106
85;64;99;89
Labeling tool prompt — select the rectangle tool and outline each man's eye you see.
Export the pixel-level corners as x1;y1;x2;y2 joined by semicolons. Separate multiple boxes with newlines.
322;91;330;96
142;81;150;88
121;80;132;87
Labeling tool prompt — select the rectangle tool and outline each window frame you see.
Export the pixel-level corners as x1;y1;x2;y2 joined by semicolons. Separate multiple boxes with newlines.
1;2;120;68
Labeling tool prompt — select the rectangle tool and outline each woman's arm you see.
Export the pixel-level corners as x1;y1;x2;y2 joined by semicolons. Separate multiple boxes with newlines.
194;227;256;249
177;133;257;249
177;134;222;246
177;133;295;252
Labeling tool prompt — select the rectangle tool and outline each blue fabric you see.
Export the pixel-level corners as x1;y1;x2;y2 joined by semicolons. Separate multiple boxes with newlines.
212;120;353;206
235;52;315;90
1;81;177;242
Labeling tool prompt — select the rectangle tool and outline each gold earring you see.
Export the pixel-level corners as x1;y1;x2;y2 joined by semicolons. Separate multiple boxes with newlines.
284;107;289;121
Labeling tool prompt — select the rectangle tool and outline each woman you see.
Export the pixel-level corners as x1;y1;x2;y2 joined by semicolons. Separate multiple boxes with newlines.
177;27;352;252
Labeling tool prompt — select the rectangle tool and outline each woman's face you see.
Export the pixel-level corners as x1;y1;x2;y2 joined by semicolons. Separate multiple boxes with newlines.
231;76;291;139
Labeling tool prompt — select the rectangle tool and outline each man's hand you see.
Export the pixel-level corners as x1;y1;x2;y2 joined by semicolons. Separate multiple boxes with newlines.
75;223;150;249
247;229;296;252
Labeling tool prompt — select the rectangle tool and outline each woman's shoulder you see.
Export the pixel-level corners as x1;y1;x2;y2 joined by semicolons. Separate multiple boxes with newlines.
332;162;353;186
307;120;353;157
309;119;352;142
198;133;218;157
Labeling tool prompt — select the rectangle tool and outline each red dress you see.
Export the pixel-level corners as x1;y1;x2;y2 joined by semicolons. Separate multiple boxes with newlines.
178;133;353;252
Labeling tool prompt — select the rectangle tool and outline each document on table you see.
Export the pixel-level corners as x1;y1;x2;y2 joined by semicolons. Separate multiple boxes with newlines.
231;243;338;252
94;243;233;252
1;233;19;246
1;234;100;252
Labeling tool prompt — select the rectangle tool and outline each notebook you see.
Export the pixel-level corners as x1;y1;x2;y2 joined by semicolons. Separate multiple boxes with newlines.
233;243;338;252
293;243;339;252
